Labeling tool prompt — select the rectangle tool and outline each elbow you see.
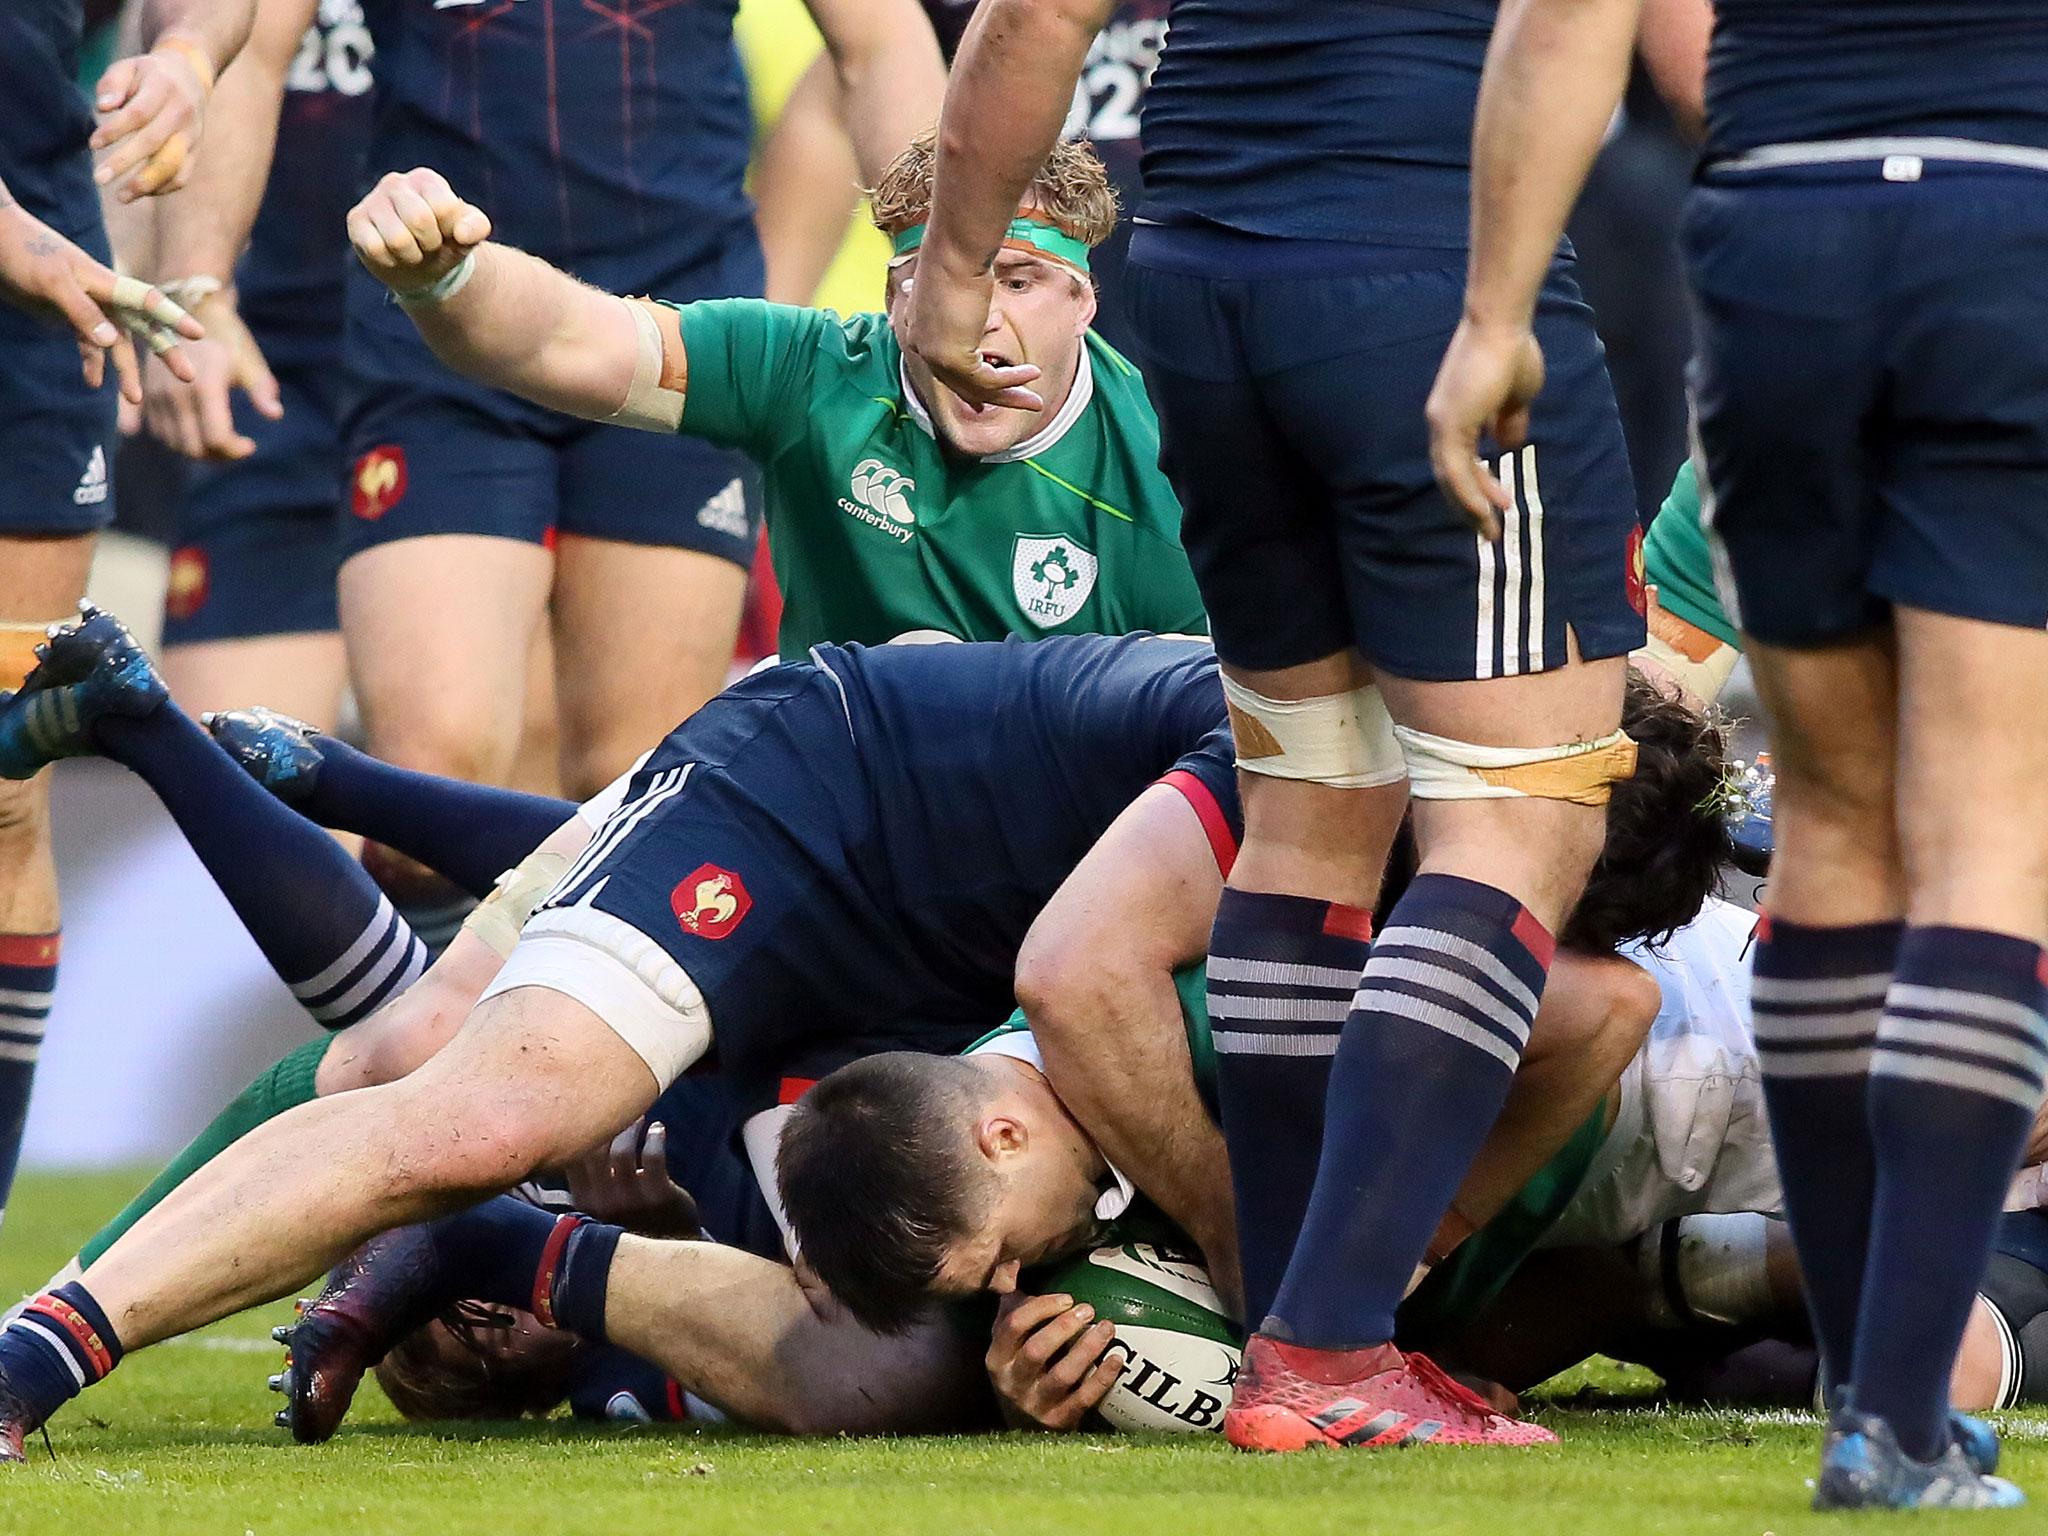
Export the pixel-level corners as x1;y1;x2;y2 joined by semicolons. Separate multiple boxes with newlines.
1014;931;1134;1051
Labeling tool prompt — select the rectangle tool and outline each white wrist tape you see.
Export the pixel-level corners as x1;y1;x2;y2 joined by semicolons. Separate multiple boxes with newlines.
1218;675;1406;789
606;297;687;433
1394;724;1638;806
458;850;571;960
395;252;477;309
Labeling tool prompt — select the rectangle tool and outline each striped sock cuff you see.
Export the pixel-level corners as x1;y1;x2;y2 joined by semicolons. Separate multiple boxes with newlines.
20;1281;122;1384
288;894;427;1028
1208;888;1372;1060
1871;927;2048;1113
1356;874;1551;1073
1749;915;1900;1081
0;934;57;1066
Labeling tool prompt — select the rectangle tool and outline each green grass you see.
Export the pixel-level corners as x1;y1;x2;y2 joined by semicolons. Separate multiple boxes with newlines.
1;1172;2042;1535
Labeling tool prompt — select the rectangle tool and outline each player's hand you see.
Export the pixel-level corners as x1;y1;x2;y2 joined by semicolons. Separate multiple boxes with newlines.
985;1290;1125;1431
349;169;492;299
1425;317;1547;542
143;288;282;460
898;263;1044;412
560;1119;703;1239
91;39;214;201
0;201;203;403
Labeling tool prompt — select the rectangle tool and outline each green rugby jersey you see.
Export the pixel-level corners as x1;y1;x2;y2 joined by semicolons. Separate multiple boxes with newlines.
667;299;1208;652
1644;462;1739;650
994;963;1607;1340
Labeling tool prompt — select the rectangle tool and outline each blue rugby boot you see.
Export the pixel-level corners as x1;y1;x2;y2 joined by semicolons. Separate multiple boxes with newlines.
204;706;326;805
1725;753;1774;878
0;605;167;779
1951;1412;2003;1479
1814;1407;2024;1511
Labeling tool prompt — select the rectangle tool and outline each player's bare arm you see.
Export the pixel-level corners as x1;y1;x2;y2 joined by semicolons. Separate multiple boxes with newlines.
1425;0;1645;535
1636;0;1711;143
801;0;946;187
92;0;259;202
902;0;1115;410
1014;784;1242;1317
754;57;863;306
0;174;202;403
134;0;313;458
349;170;657;429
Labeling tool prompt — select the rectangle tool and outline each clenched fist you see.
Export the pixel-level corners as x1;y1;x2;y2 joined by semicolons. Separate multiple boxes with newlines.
348;169;492;300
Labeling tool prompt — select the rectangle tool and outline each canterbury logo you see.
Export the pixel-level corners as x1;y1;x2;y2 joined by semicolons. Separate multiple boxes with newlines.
848;459;915;524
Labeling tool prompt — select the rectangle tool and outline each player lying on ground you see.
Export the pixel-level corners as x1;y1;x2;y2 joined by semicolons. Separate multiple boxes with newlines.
344;135;1207;653
270;674;1733;1437
0;612;1652;1445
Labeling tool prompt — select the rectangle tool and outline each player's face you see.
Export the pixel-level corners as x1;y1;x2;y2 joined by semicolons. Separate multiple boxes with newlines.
927;1112;1105;1301
892;252;1097;457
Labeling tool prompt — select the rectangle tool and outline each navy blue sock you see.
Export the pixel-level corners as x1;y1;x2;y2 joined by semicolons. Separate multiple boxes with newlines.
92;708;424;1028
0;934;56;1221
427;1197;623;1340
1267;874;1549;1351
1854;926;2048;1460
1747;915;1898;1395
1208;887;1373;1326
0;1282;123;1429
302;739;574;899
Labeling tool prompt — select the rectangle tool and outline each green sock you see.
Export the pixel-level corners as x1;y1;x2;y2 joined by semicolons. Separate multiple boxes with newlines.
77;1036;333;1267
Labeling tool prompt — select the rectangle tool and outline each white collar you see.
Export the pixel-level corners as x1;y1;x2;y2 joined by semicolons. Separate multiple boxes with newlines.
896;344;1096;465
968;1026;1135;1221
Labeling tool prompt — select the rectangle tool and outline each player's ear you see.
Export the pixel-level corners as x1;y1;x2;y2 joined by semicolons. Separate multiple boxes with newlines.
1074;276;1098;336
977;1111;1028;1162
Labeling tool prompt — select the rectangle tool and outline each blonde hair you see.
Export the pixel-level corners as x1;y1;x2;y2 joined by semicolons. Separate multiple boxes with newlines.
869;129;1120;251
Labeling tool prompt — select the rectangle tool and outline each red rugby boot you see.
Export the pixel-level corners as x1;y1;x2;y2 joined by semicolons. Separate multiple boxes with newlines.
1223;1334;1557;1451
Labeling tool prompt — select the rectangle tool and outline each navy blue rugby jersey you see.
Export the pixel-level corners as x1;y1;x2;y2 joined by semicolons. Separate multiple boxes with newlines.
356;0;758;296
1706;1;2048;159
818;632;1237;1018
236;2;375;347
1138;0;1497;249
0;0;104;247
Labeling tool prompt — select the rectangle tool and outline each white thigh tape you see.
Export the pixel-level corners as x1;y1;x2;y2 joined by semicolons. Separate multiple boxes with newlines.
1395;724;1638;806
607;297;686;433
1218;675;1406;788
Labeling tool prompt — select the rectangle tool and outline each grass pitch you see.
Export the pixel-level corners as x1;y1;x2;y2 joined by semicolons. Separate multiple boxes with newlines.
0;1173;2041;1535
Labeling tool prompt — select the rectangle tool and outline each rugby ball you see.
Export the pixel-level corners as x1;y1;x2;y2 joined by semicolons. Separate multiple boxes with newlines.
1034;1238;1243;1434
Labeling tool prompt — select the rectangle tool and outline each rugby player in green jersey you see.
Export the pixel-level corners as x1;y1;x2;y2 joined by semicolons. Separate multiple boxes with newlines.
41;129;1206;1296
346;132;1206;652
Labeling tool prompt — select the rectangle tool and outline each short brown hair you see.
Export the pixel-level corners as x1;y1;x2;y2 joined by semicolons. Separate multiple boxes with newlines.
869;129;1119;251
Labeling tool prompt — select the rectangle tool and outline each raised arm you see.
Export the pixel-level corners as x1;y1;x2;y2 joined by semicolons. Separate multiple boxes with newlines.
800;0;947;188
349;169;663;430
1425;0;1646;535
1012;785;1243;1317
902;0;1114;409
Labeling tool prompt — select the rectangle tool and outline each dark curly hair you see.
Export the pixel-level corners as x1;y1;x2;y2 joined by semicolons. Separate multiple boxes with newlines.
1378;669;1734;954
